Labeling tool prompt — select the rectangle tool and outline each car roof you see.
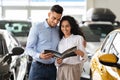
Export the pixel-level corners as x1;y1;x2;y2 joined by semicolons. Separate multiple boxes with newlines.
0;29;9;34
107;28;120;35
0;29;20;45
114;28;120;31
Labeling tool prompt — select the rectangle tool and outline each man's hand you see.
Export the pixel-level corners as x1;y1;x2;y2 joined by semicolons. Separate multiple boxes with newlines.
39;52;54;59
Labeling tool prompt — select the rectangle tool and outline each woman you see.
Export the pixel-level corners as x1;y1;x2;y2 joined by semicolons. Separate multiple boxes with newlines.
55;15;87;80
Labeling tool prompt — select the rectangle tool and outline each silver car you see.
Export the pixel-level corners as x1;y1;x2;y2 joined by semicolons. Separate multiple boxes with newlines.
0;29;28;80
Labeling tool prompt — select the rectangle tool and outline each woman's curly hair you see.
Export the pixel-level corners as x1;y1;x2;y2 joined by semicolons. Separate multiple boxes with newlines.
59;15;85;40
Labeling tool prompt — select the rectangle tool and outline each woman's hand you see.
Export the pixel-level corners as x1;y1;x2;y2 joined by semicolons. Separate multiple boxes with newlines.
56;58;63;64
74;50;84;57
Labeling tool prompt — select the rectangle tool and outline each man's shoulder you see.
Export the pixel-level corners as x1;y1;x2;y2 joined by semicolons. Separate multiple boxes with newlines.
33;20;44;26
32;20;46;28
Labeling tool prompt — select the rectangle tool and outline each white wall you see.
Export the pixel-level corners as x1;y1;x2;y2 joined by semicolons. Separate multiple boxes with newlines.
87;0;120;21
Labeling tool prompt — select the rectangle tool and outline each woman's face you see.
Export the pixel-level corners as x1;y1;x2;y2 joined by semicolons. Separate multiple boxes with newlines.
61;20;71;37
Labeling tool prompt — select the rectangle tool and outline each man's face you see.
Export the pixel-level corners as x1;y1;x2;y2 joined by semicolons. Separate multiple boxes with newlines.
48;11;62;27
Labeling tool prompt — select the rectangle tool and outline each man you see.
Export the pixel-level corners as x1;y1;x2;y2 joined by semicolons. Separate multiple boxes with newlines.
25;5;63;80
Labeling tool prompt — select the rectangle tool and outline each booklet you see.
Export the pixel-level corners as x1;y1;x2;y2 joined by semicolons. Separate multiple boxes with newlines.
44;46;77;59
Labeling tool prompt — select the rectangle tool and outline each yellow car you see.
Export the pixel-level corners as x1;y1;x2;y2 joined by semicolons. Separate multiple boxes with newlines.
90;28;120;80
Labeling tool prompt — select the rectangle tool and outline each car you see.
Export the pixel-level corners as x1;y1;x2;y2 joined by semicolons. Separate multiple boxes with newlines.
0;29;21;79
90;28;120;80
0;20;32;47
80;21;118;80
0;29;29;80
80;8;120;79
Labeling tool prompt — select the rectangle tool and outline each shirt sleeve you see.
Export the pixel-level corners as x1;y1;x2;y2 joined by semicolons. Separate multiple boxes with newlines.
24;22;40;60
77;36;88;62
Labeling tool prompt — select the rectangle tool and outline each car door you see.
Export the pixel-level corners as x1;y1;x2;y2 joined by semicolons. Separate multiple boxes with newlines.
0;34;9;79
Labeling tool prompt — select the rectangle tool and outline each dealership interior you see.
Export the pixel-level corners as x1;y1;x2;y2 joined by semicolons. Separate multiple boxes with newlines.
0;0;120;80
0;0;86;22
0;0;120;22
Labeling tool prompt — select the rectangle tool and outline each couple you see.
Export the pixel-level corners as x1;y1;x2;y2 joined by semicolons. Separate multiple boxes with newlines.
25;4;87;80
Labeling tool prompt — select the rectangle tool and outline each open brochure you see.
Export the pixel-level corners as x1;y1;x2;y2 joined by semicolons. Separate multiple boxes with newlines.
44;46;77;59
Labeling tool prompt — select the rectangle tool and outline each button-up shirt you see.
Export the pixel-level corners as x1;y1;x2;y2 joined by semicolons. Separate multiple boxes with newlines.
25;20;60;64
55;34;87;66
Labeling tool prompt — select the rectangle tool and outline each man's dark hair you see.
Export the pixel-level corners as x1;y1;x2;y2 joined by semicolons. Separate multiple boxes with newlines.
51;5;63;14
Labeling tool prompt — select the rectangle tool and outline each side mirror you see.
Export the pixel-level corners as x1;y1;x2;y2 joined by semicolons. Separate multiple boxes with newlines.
0;47;24;65
99;54;120;69
11;47;24;56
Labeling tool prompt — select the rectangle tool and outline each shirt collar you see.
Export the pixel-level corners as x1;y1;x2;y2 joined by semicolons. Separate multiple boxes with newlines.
44;19;50;28
63;34;73;39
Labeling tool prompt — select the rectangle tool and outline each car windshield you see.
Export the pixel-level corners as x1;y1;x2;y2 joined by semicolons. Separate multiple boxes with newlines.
81;24;114;42
0;20;31;37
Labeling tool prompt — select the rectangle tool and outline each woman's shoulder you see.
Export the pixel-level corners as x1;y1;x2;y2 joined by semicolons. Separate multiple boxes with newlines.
72;34;84;42
72;34;83;39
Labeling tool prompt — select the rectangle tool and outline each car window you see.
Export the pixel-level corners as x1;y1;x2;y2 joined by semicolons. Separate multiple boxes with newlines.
3;31;20;52
100;31;117;53
80;24;114;42
0;37;3;56
89;24;114;38
0;34;8;56
0;20;31;37
81;27;100;42
113;32;120;55
101;32;120;57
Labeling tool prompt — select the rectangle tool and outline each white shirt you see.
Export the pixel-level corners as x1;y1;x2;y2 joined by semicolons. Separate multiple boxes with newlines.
56;34;87;66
